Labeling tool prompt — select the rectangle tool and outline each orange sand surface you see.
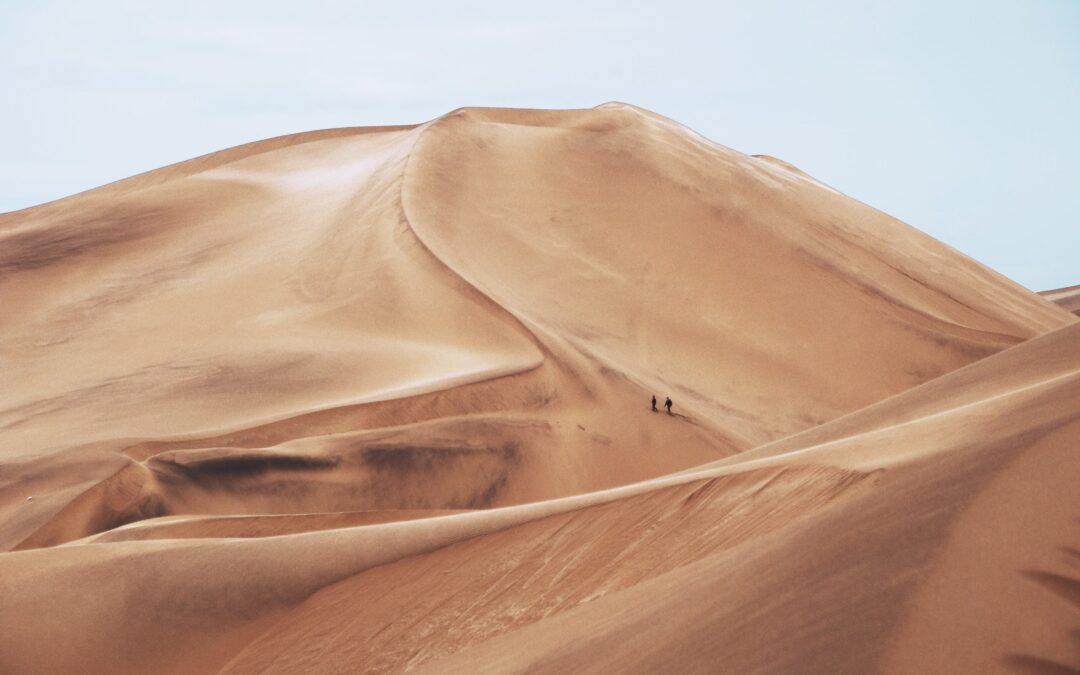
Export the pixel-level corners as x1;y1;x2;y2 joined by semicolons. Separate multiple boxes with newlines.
1;104;1076;674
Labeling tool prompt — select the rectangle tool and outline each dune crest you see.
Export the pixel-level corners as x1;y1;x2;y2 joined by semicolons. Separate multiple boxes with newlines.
0;104;1075;674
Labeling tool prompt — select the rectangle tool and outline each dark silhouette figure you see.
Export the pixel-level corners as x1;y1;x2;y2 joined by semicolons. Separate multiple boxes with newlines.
651;395;658;412
664;397;673;415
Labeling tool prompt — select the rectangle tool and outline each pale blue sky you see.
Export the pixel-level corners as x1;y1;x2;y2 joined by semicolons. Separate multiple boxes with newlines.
2;0;1077;290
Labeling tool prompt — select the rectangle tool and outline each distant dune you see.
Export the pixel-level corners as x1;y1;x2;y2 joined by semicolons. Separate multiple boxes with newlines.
1040;284;1080;316
0;104;1075;674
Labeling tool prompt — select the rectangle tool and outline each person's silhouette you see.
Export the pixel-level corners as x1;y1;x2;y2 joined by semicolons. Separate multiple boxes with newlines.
664;397;673;415
651;395;658;412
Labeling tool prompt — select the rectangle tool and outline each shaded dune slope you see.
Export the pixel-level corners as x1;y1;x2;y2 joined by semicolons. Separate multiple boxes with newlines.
0;104;1076;674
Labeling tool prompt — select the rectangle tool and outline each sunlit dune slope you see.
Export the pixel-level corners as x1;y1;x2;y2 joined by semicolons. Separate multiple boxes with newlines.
0;104;1076;674
406;326;1080;673
2;316;1077;674
221;322;1080;675
2;105;1068;533
404;104;1068;447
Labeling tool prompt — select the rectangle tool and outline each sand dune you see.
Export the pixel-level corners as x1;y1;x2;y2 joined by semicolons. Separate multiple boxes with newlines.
1040;283;1080;315
411;320;1080;675
0;104;1075;674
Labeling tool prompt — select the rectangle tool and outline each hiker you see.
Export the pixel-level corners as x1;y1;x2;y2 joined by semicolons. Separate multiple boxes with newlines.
651;395;658;412
664;397;673;415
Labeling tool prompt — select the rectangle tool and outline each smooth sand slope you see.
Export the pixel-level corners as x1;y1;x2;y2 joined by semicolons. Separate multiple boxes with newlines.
0;104;1075;674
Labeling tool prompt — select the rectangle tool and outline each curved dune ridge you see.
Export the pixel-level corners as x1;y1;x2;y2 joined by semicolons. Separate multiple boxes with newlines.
0;103;1076;674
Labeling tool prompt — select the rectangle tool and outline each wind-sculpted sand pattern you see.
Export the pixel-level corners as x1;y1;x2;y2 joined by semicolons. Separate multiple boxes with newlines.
1;104;1076;674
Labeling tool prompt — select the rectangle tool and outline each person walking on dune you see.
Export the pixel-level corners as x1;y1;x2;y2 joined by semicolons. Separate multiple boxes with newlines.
665;397;673;415
651;395;658;412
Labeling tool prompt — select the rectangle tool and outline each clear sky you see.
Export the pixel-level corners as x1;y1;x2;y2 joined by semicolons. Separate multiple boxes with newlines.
2;0;1077;290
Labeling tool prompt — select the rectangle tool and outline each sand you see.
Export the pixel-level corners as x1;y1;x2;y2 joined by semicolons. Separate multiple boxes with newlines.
0;103;1075;674
1040;284;1080;316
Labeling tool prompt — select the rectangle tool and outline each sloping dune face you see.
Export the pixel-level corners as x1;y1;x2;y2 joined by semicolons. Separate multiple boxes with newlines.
404;104;1065;446
0;105;1076;674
